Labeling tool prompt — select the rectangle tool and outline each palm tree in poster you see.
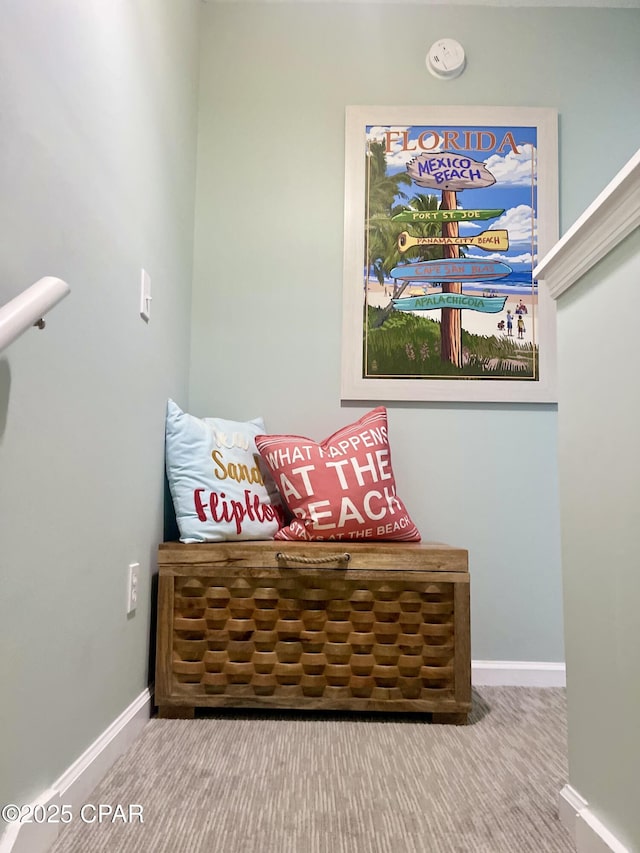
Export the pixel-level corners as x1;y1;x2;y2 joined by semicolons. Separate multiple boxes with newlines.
366;167;443;328
366;145;443;284
387;191;444;294
365;140;410;217
365;141;411;290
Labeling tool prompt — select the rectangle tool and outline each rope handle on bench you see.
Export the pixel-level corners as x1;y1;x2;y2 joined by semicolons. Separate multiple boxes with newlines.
276;551;351;565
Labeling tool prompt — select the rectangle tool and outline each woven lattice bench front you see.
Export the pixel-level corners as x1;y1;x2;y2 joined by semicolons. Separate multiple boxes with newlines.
155;541;471;722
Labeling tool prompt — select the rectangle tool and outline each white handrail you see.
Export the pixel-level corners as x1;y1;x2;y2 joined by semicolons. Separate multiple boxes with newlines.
0;277;70;353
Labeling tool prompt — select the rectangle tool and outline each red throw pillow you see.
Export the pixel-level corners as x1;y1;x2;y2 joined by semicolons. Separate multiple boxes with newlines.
255;407;420;542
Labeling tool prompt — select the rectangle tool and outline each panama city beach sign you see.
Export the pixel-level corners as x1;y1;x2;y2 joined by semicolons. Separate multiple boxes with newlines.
341;106;558;403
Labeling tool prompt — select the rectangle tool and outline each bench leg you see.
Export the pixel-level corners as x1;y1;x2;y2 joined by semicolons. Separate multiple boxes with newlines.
431;711;468;725
157;705;195;719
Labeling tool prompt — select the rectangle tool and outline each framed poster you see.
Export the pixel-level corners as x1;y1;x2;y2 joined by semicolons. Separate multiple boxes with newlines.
341;106;558;403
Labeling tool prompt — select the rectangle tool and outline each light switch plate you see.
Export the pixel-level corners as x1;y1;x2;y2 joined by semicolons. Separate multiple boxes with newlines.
127;562;139;614
140;269;151;322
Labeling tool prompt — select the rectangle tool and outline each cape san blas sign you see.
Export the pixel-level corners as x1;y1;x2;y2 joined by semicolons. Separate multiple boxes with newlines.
390;258;512;282
407;153;495;191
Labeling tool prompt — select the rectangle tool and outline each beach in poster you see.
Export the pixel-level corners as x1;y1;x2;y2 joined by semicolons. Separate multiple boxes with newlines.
341;106;558;403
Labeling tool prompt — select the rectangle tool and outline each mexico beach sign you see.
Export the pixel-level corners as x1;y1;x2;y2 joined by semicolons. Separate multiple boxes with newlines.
406;152;496;190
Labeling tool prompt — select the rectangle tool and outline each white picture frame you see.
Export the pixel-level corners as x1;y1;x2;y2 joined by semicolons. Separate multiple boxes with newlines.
341;105;558;403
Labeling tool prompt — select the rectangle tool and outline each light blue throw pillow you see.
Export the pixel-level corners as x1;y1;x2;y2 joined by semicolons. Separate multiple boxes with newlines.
165;400;283;543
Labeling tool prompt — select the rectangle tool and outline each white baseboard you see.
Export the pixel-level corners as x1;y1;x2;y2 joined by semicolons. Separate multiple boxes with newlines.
559;785;631;853
472;660;566;687
0;687;152;853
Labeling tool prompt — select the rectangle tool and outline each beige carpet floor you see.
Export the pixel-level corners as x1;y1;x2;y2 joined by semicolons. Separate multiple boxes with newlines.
49;687;575;853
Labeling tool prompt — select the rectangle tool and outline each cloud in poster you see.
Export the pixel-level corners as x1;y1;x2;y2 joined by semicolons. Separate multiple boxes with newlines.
466;251;535;265
366;126;443;170
492;205;537;244
458;219;484;233
459;206;535;245
484;144;537;186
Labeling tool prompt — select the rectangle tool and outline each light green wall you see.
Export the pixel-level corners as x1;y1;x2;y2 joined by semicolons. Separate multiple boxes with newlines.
557;228;640;850
1;0;638;829
191;3;640;662
0;0;200;810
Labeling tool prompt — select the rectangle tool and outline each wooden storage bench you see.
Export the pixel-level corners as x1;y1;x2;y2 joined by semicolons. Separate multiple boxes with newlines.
155;541;471;722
